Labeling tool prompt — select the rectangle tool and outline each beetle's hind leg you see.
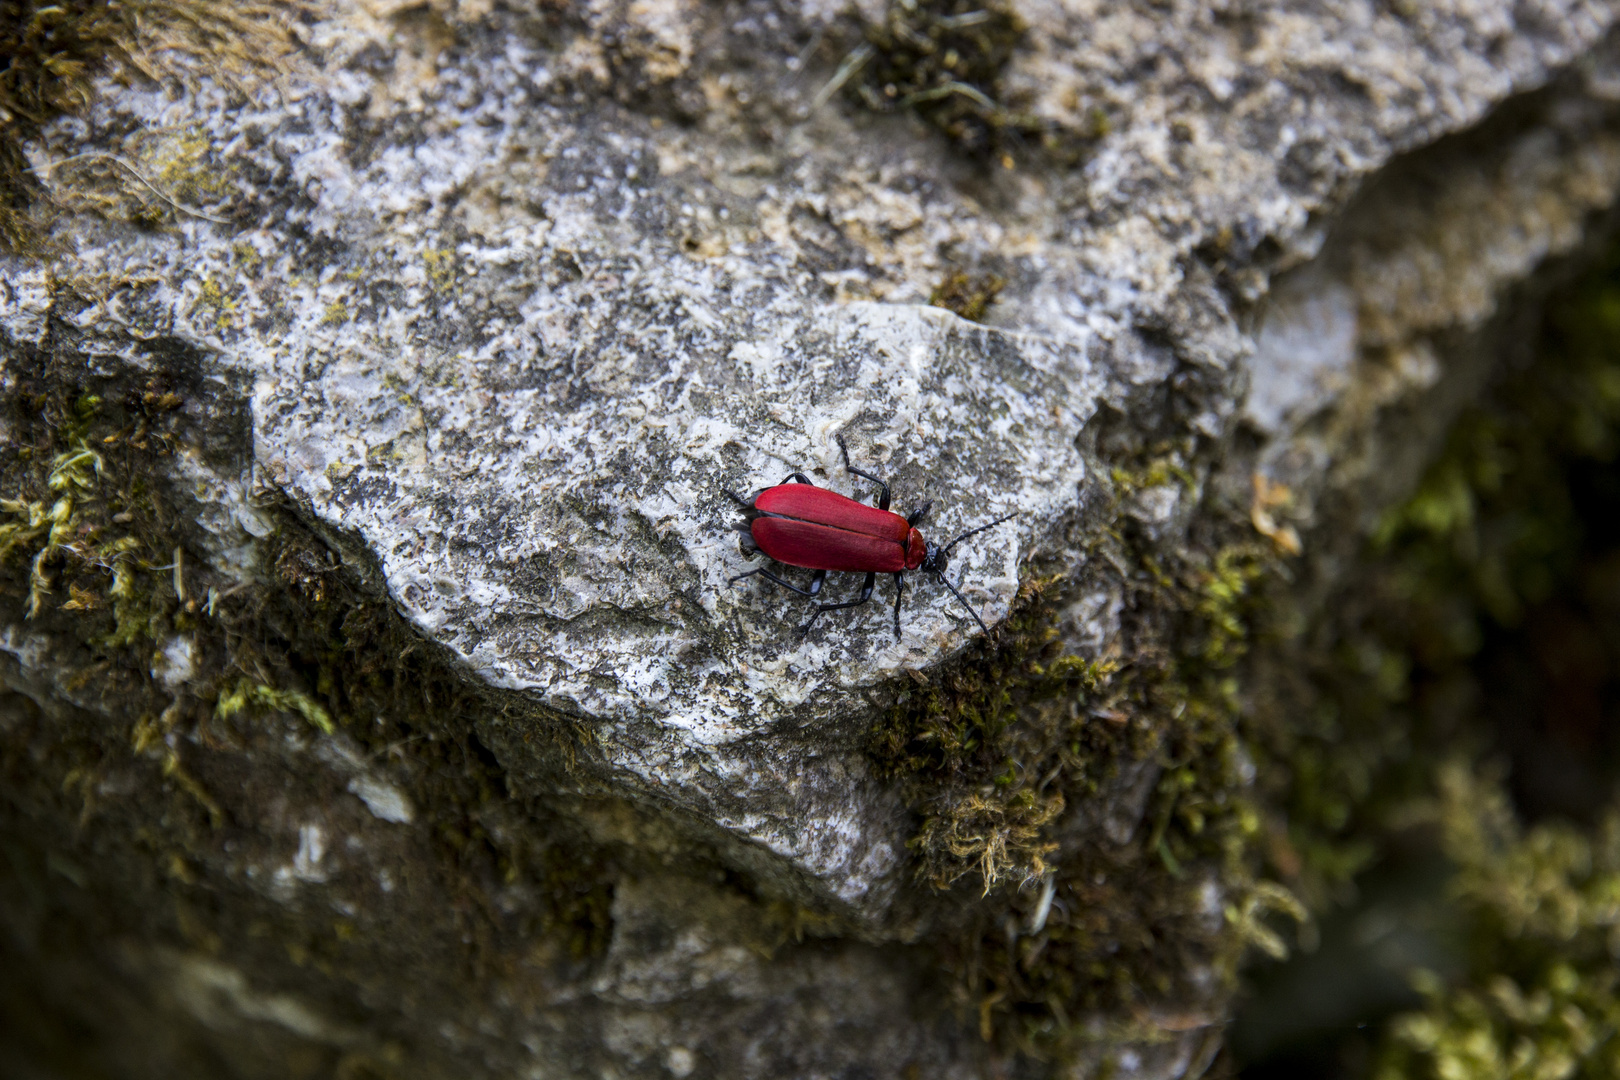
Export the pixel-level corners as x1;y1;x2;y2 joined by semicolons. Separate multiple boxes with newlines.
730;567;825;598
891;572;905;638
800;571;875;634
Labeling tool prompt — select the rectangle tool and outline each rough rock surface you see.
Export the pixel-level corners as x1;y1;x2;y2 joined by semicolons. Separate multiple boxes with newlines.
5;1;1620;1077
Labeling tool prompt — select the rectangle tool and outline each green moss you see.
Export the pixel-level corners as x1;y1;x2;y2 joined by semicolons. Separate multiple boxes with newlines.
1374;766;1620;1080
871;452;1300;1052
0;0;127;251
1224;879;1308;963
5;298;627;1021
0;1;293;251
869;575;1117;892
1109;456;1197;499
929;269;1005;322
822;0;1106;162
193;274;237;330
422;248;457;293
214;679;336;735
1235;236;1620;1075
151;123;233;207
100;537;161;647
0;439;122;617
1251;306;1620;906
0;398;184;646
831;0;1037;157
1192;546;1268;670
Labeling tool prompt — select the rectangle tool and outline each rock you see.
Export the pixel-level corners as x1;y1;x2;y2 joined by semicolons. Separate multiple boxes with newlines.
4;1;1620;1077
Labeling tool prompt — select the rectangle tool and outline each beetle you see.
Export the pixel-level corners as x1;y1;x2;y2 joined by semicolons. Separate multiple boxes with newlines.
726;436;1015;638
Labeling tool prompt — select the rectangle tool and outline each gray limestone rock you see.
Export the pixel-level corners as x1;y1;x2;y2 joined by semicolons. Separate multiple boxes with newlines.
5;1;1620;1077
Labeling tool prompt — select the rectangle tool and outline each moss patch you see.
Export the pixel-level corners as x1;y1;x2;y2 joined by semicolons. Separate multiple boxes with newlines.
0;288;635;1072
1375;764;1620;1080
871;446;1302;1056
0;1;295;252
928;268;1005;322
1360;251;1620;1080
1236;235;1620;1077
823;0;1035;157
0;0;125;249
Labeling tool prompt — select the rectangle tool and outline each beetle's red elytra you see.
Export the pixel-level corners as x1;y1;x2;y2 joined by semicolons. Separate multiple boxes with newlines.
750;484;927;573
726;436;1015;638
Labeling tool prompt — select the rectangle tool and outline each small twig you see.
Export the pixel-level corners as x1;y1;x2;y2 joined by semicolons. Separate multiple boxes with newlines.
172;545;186;602
934;10;991;29
792;25;826;70
370;734;429;764
897;80;999;113
811;41;875;111
30;151;235;225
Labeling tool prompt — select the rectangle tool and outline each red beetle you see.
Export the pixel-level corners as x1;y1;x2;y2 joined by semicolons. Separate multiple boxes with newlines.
727;436;1015;638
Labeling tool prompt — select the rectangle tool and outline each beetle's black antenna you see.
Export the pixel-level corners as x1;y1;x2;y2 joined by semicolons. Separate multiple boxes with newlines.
935;571;991;636
939;512;1017;557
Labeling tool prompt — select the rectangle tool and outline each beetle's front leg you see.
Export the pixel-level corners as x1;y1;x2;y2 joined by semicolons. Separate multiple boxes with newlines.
800;571;876;634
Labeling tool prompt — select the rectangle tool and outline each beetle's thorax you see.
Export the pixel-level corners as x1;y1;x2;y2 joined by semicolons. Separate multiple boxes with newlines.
905;529;929;570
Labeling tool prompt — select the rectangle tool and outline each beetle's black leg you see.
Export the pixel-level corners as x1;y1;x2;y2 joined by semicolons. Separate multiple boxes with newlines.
837;435;891;511
906;501;932;528
800;571;876;634
778;472;816;486
892;572;905;638
730;567;821;597
725;489;753;508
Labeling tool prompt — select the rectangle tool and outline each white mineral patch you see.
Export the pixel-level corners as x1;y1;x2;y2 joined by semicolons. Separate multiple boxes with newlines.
348;776;414;825
158;951;360;1045
151;635;195;691
0;625;50;673
0;266;53;345
273;824;328;891
1246;277;1360;435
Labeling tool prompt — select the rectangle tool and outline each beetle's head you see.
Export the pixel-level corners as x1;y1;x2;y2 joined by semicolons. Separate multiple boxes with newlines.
724;488;763;554
920;541;948;577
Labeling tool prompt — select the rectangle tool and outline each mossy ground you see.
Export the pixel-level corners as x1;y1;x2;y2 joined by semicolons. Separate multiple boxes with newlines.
1233;243;1620;1078
928;268;1006;322
5;272;923;1076
869;437;1302;1060
0;0;296;251
823;0;1100;163
0;292;1303;1071
866;212;1620;1080
0;10;625;1032
0;298;634;1073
